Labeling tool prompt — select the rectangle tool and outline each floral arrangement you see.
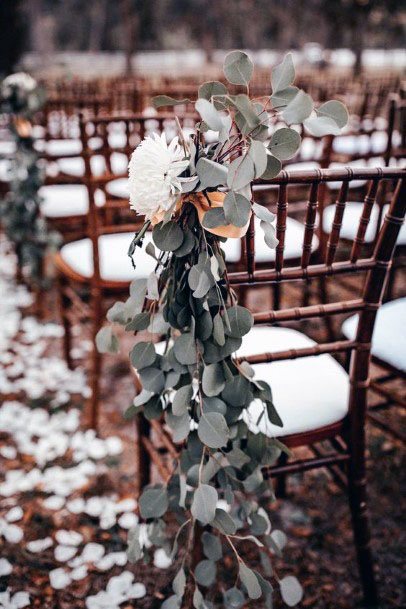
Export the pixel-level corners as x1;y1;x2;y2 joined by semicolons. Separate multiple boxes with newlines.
100;52;348;608
0;72;57;283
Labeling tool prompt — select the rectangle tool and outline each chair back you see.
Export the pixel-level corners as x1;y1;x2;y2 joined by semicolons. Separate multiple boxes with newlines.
228;167;405;426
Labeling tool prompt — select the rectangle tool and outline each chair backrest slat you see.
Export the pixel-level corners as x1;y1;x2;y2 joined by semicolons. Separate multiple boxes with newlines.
350;178;380;263
325;178;349;266
275;183;288;272
301;180;319;268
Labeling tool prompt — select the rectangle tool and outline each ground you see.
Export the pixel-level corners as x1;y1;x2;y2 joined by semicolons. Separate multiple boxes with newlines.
0;236;404;609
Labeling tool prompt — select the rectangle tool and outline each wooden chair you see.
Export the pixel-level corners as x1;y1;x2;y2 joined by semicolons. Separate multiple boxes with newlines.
54;111;199;428
134;167;405;607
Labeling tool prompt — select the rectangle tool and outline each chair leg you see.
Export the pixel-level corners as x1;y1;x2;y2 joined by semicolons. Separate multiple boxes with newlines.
135;415;151;498
88;288;103;430
273;282;281;311
274;452;288;498
58;276;73;370
347;449;379;607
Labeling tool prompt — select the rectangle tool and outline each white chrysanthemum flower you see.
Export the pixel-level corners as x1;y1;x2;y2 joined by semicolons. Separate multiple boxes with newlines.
128;132;189;222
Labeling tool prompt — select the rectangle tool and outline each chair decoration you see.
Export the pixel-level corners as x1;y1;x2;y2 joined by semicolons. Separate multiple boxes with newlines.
0;73;59;282
100;52;348;607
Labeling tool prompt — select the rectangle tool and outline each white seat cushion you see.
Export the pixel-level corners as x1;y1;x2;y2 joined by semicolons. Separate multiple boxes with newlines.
59;232;157;282
285;161;321;172
106;178;129;198
35;139;83;156
223;216;319;263
322;201;380;242
0;141;16;156
342;298;406;372
0;159;11;181
237;326;349;437
57;152;128;178
40;185;90;218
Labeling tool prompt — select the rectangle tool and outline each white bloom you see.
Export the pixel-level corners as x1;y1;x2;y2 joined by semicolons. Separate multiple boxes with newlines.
128;132;189;220
2;72;37;95
0;589;30;609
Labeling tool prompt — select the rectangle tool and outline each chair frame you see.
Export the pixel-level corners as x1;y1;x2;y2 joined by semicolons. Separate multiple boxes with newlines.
134;167;405;607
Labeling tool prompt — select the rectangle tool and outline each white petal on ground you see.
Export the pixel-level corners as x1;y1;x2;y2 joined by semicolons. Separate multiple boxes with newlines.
49;568;72;590
54;545;78;562
26;537;53;553
0;558;13;576
153;548;173;569
71;565;88;581
55;529;83;546
5;506;23;522
117;512;138;530
43;495;65;510
80;542;105;563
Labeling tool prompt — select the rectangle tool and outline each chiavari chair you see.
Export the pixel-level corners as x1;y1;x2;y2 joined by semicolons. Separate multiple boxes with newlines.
133;167;405;608
53;112;200;428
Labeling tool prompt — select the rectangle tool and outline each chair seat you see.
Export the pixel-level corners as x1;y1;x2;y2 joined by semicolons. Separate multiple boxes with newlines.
223;216;319;263
106;178;130;199
57;153;128;178
40;185;93;218
0;159;11;182
59;232;157;282
342;298;406;372
322;201;380;242
238;326;349;437
35;139;83;156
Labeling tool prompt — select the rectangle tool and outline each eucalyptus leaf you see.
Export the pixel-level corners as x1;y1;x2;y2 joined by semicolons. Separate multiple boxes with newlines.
96;326;119;354
161;595;181;609
316;99;348;128
271;53;295;93
223;588;246;609
279;576;303;607
239;563;262;600
191;484;218;524
212;508;237;535
130;341;156;370
248;140;268;178
304;116;341;137
153;221;184;251
139;486;168;519
198;81;228;107
173;568;186;597
195;98;223;131
202;532;223;561
139;366;165;393
195;559;217;587
172;384;193;416
270;85;299;109
260;220;279;249
202;363;226;397
268;127;301;160
252;202;276;224
223;191;251;228
282;90;313;125
202;207;228;229
196;157;228;188
198;412;230;448
261;154;282;180
224;305;253;338
173;333;197;365
227;154;255;191
153;95;191;108
223;50;253;86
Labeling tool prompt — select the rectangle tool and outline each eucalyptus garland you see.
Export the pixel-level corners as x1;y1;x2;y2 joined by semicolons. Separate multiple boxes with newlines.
0;73;58;283
99;52;348;608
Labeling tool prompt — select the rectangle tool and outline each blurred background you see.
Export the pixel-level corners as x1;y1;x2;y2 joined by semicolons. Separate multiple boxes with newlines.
1;0;405;78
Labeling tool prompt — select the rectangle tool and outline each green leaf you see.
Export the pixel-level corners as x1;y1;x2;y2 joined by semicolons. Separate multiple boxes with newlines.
161;595;181;609
222;375;250;406
268;127;301;160
127;526;143;562
195;559;217;587
304;116;341;137
271;53;295;93
173;333;197;365
153;221;184;251
196;157;228;189
248;140;268;178
227;154;255;191
202;532;223;561
239;563;262;600
139;366;165;393
173;568;186;597
223;588;246;609
191;484;218;525
202;207;228;229
316;100;348;128
213;313;225;346
280;576;303;607
271;85;299;109
130;341;156;370
198;81;228;107
225;305;253;338
261;154;282;180
202;396;227;415
174;228;195;257
260;220;279;249
202;363;226;397
139;486;168;519
172;384;193;416
223;50;254;86
96;327;119;354
195;98;223;131
223;192;251;228
232;94;261;132
153;95;191;108
106;301;127;324
125;311;150;332
282;90;313;125
252;202;275;224
166;410;190;442
212;508;237;535
198;412;230;448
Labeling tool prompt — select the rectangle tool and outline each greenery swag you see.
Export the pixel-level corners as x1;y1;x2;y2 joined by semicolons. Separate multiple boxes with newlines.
98;51;348;608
